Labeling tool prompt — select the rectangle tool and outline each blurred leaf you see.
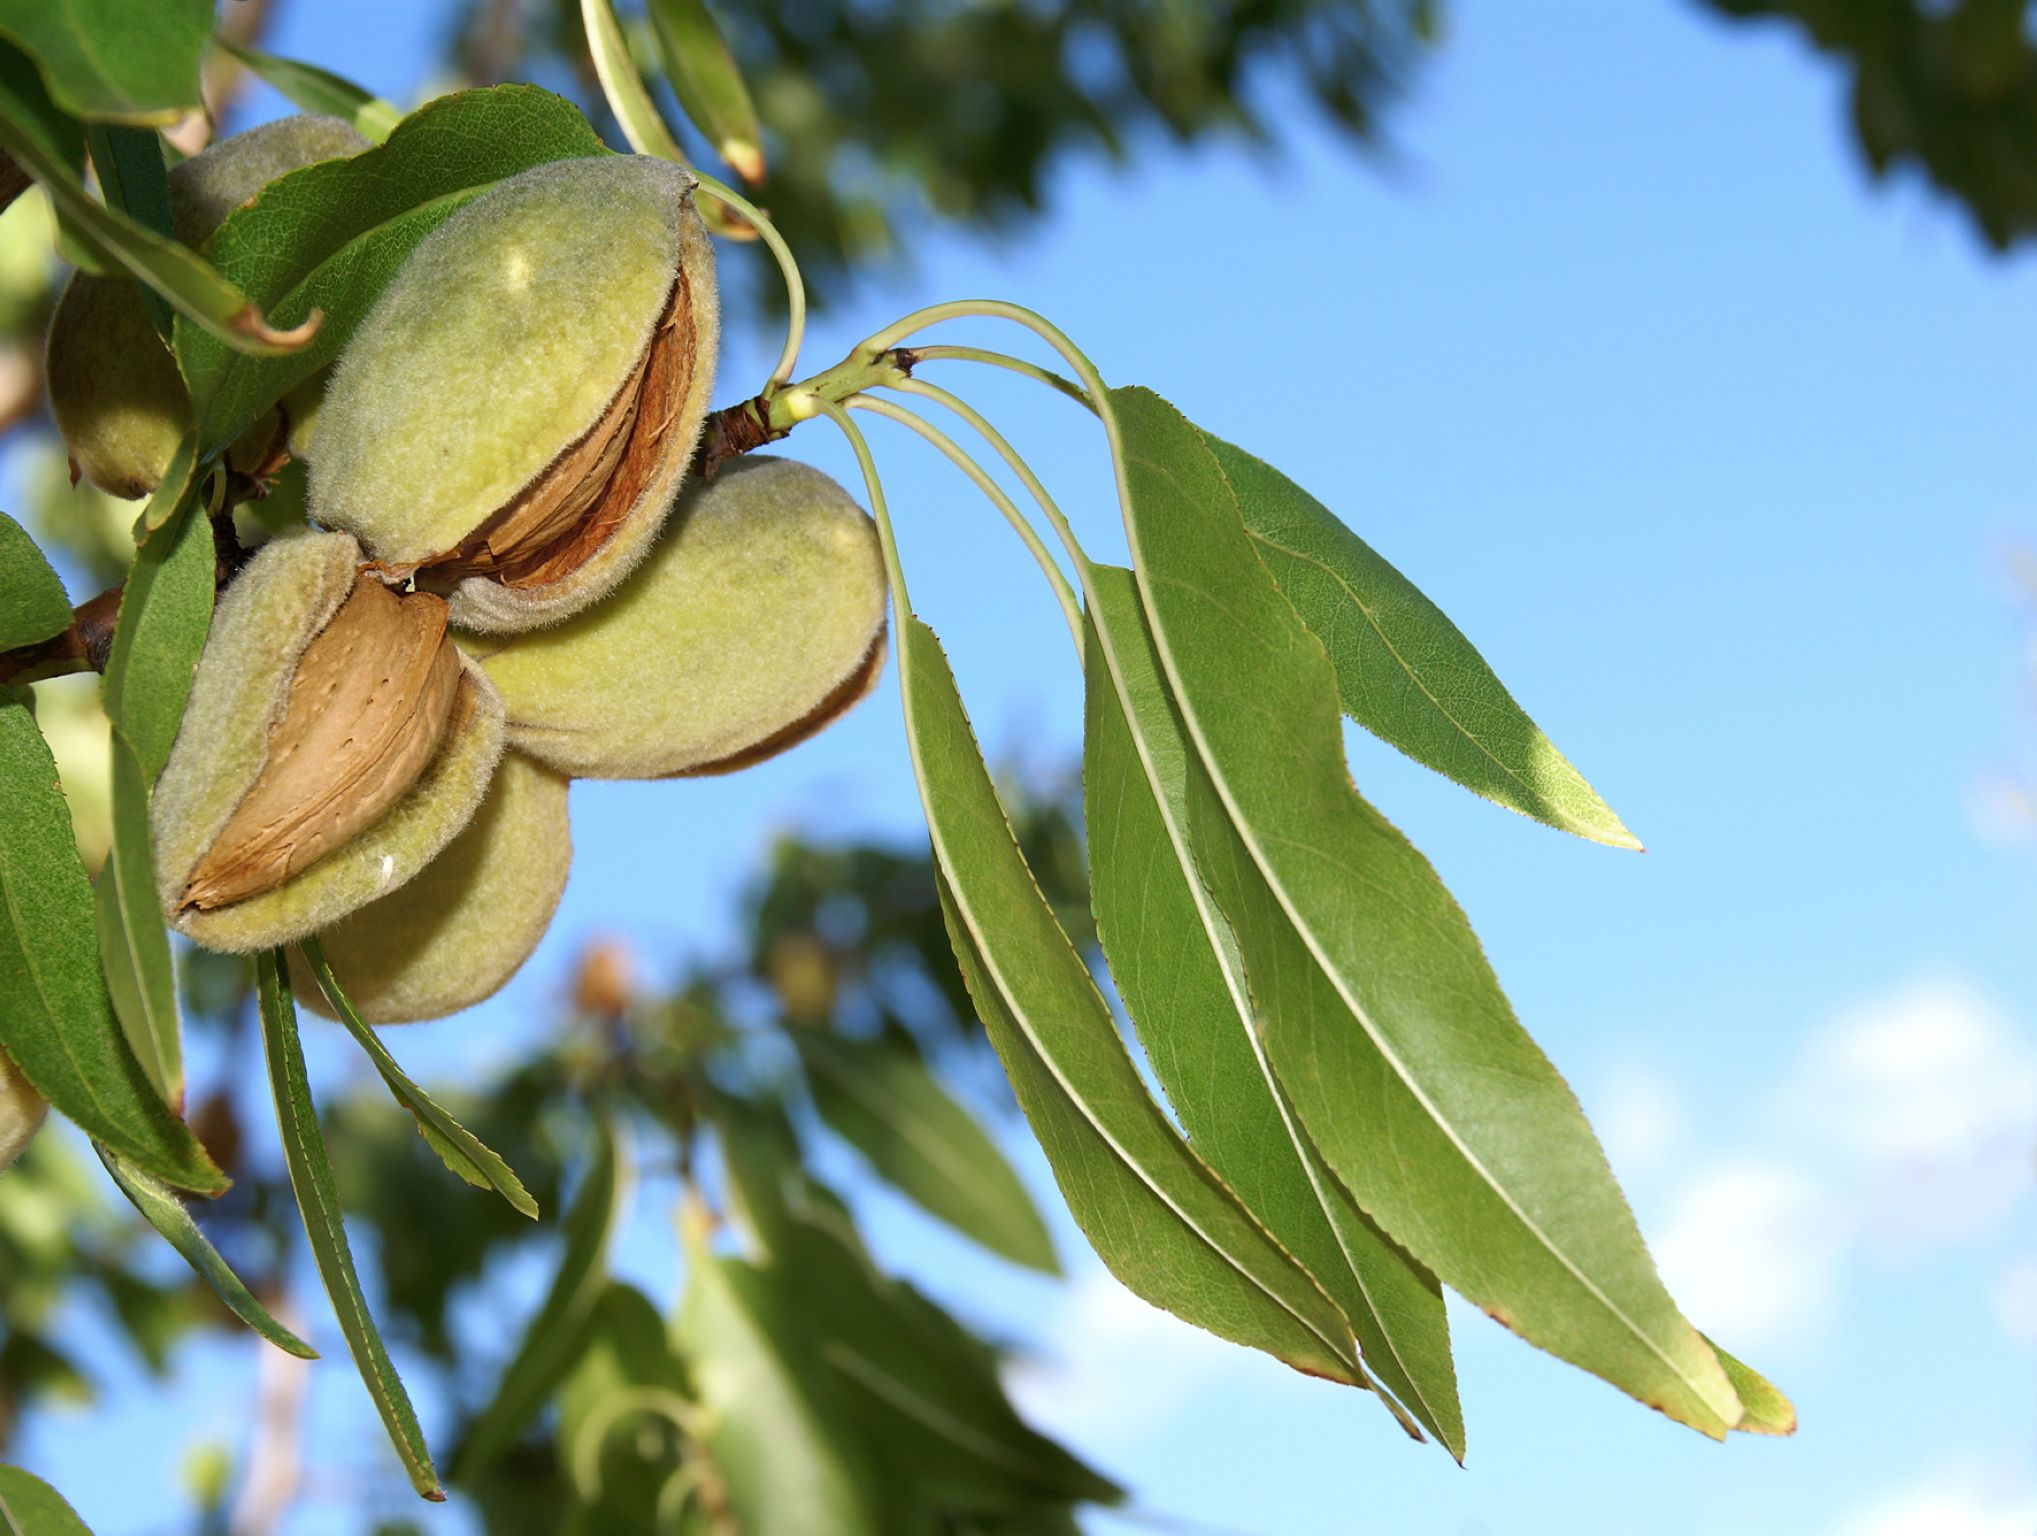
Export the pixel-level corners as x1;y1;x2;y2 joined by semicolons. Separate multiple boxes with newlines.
457;1114;627;1479
0;1463;94;1534
0;511;71;650
257;949;444;1500
93;731;181;1107
1205;432;1638;849
218;42;403;143
99;451;210;777
300;937;538;1219
1110;383;1745;1436
0;694;223;1192
174;84;609;453
0;0;209;125
648;0;763;182
895;613;1364;1386
581;0;687;164
0;45;313;354
1082;560;1460;1454
555;1282;693;1522
1707;1335;1796;1436
95;1142;316;1359
794;1030;1056;1273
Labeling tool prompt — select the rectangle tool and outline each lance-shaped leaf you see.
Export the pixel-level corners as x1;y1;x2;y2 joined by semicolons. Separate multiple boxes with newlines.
174;85;610;452
257;950;443;1500
83;120;173;335
793;1031;1057;1273
648;0;764;183
897;613;1363;1387
299;939;536;1218
0;0;209;125
95;731;181;1108
677;1246;892;1536
1110;384;1745;1436
95;1143;316;1359
457;1115;627;1478
217;43;402;144
1206;431;1637;849
1082;560;1460;1455
0;1464;94;1536
0;696;222;1192
0;45;311;354
583;0;689;165
0;511;71;650
99;453;211;776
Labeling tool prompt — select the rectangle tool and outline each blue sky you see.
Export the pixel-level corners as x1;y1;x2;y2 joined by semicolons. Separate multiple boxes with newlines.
13;1;2037;1532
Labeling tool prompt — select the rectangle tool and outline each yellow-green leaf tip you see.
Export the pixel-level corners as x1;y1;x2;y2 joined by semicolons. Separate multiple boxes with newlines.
310;154;721;634
463;456;888;780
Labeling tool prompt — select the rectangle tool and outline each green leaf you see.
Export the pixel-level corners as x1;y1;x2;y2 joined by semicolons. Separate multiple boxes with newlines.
0;511;72;650
82;120;173;336
1705;1335;1796;1436
0;695;223;1192
895;613;1363;1387
174;85;610;452
794;1031;1057;1273
1081;561;1461;1455
1109;384;1742;1436
1206;432;1638;849
256;949;443;1500
99;456;212;780
0;1464;94;1535
0;0;209;125
647;0;763;183
95;1142;317;1359
581;0;689;165
94;730;181;1107
299;937;537;1219
677;1247;892;1536
217;42;402;144
457;1114;627;1479
0;45;313;354
555;1282;693;1505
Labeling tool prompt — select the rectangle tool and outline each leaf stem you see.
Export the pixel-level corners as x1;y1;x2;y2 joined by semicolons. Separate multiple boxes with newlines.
811;399;910;620
692;173;806;391
906;344;1094;412
845;394;1085;655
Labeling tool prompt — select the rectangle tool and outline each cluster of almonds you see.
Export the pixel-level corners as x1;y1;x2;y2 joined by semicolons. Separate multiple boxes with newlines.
50;120;890;1024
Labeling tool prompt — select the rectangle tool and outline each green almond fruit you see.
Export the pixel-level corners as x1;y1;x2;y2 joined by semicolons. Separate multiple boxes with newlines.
310;154;721;634
291;751;571;1024
152;531;505;954
462;457;887;780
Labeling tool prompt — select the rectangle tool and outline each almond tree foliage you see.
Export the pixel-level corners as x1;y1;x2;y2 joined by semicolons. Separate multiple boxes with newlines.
0;2;1811;1530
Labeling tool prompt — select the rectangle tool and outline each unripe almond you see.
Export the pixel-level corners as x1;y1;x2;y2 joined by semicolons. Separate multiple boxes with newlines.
152;532;505;954
310;155;721;633
462;457;887;779
291;751;571;1024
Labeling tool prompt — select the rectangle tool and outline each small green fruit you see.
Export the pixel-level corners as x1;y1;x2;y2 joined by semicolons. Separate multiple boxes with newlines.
152;531;505;954
292;751;571;1024
309;154;720;633
45;115;369;498
463;457;887;779
0;1047;48;1174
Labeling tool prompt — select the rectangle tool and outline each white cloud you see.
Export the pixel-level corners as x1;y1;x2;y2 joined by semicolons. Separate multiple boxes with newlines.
1591;1062;1687;1183
1830;1460;2037;1536
1990;1255;2037;1345
1651;1158;1848;1349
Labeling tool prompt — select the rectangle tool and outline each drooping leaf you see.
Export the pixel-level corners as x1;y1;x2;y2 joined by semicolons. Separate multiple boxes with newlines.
457;1114;627;1479
256;950;443;1500
0;511;72;650
95;1142;316;1359
174;85;610;452
1205;430;1638;849
0;1464;94;1536
0;695;222;1192
300;938;538;1219
676;1246;893;1536
1082;560;1460;1454
647;0;764;183
1110;383;1744;1436
581;0;689;165
895;613;1363;1387
0;44;313;354
99;452;211;778
1706;1335;1797;1436
793;1030;1057;1273
94;731;181;1108
0;0;209;125
217;42;402;144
